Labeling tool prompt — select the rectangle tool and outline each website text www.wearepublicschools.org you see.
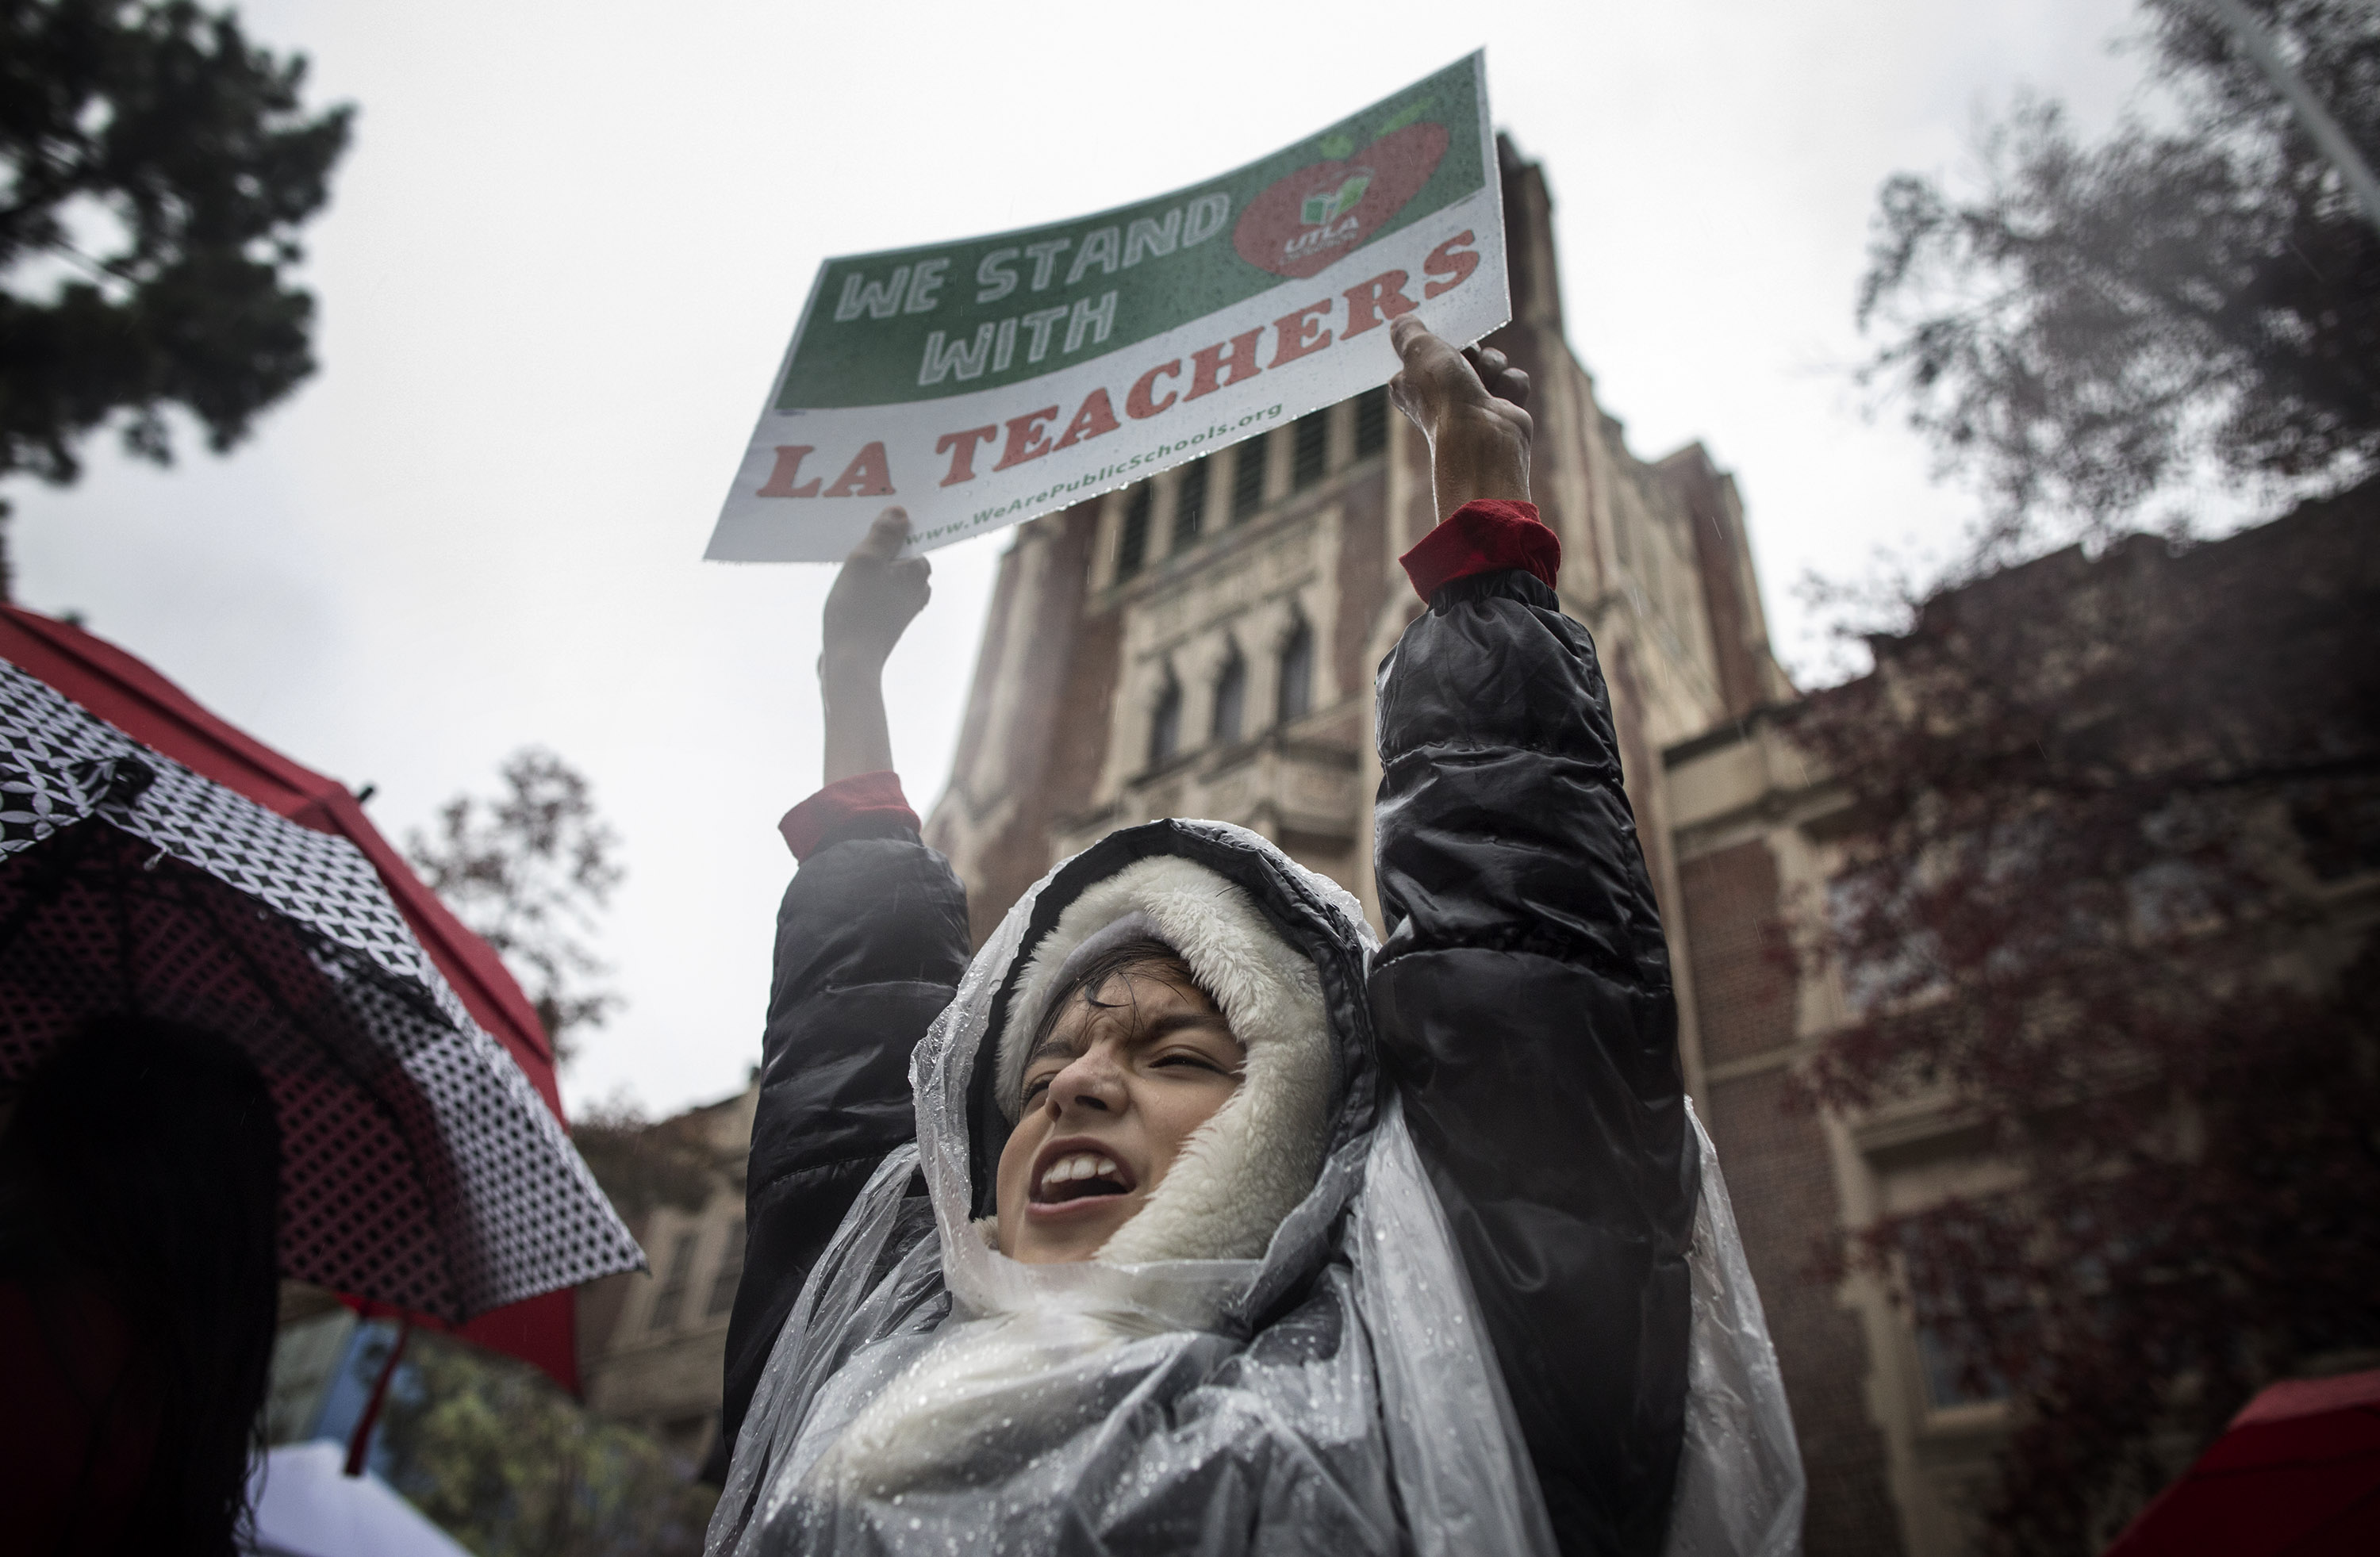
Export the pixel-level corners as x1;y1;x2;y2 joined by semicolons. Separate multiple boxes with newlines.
923;405;1285;539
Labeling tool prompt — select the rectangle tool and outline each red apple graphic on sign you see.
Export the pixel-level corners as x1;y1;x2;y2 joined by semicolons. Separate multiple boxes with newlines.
1234;121;1451;279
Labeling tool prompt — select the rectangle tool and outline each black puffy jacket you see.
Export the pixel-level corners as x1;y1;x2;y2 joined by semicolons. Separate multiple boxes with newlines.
720;565;1698;1557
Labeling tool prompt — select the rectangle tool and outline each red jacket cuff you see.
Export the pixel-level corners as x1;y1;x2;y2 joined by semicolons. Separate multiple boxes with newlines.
778;770;919;862
1398;500;1560;601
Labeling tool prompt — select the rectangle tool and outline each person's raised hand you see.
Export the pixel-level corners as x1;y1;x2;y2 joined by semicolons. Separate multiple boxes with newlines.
821;507;931;677
819;508;930;785
1387;316;1533;523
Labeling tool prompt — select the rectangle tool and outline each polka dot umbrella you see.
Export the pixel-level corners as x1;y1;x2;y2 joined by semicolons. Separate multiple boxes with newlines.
0;652;643;1336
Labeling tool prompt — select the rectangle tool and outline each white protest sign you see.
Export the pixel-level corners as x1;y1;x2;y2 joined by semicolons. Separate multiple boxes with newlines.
706;53;1506;562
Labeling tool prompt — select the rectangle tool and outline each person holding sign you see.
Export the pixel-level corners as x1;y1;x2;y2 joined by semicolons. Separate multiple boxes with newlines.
709;320;1801;1557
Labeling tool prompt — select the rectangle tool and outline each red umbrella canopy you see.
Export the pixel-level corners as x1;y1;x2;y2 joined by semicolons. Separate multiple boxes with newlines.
0;605;599;1394
2103;1369;2380;1557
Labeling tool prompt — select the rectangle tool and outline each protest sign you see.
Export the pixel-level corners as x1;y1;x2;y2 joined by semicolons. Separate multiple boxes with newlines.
706;53;1506;562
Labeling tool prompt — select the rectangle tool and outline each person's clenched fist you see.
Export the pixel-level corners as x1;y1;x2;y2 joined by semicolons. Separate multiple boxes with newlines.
1388;316;1533;522
822;508;931;673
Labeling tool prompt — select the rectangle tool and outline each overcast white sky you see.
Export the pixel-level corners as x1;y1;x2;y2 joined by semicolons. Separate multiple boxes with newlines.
12;0;2150;1117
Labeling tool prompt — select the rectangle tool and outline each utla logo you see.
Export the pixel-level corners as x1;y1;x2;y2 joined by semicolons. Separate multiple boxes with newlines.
1234;122;1449;280
1301;170;1373;227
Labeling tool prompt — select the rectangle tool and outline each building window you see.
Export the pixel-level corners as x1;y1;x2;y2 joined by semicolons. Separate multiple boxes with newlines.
1172;461;1208;554
1230;435;1268;522
648;1230;698;1332
1149;675;1183;767
1915;1322;2013;1411
1212;646;1246;745
1901;1223;2022;1409
1276;619;1314;724
1291;412;1328;490
1353;387;1389;457
704;1218;745;1317
1117;483;1153;581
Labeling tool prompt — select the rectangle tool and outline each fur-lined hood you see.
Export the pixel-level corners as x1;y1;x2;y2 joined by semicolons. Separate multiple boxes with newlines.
987;854;1335;1263
769;821;1394;1509
958;819;1379;1279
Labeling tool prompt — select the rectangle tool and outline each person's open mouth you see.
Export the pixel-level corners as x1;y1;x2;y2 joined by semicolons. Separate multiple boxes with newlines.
1027;1137;1137;1215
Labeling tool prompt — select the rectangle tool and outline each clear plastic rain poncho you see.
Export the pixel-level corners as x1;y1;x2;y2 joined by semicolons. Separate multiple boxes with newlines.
710;822;1802;1556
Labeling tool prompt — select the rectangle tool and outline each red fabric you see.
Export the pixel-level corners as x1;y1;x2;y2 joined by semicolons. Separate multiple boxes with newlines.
2102;1367;2380;1556
0;604;585;1395
337;1287;579;1398
2230;1368;2380;1430
780;770;920;861
1397;499;1560;600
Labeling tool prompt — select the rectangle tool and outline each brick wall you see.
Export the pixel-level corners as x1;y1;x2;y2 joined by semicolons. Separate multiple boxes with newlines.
1664;452;1768;722
1330;462;1390;702
1678;841;1796;1068
1684;838;1906;1556
946;505;1109;943
1706;1068;1906;1556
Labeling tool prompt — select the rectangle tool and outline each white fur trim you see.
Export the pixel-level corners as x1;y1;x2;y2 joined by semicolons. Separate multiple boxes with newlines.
996;855;1332;1264
1046;911;1162;999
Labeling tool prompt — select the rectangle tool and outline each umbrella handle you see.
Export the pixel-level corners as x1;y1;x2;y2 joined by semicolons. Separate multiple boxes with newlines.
343;1317;413;1478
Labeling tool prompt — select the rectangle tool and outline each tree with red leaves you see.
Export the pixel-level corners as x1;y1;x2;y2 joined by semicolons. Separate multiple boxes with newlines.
1792;481;2380;1554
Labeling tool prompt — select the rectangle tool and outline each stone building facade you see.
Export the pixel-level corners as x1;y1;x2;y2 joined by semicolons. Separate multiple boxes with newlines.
920;140;1953;1555
576;1081;758;1471
1664;711;1984;1555
1664;481;2380;1555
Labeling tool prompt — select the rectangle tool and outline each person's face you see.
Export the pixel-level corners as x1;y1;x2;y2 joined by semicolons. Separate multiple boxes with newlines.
994;965;1245;1264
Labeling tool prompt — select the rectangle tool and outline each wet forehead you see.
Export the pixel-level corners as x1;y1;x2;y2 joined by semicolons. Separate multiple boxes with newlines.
1030;971;1237;1064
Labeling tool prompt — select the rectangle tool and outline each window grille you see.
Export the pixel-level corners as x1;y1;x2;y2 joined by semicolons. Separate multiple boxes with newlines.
704;1218;745;1317
1212;649;1246;745
1277;621;1314;724
1172;461;1208;554
1292;412;1329;490
1149;677;1183;766
1230;436;1268;521
648;1230;698;1332
1117;484;1152;580
1353;387;1389;456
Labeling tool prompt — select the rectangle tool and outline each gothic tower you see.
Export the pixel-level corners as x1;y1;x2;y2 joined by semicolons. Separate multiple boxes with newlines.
925;136;1791;986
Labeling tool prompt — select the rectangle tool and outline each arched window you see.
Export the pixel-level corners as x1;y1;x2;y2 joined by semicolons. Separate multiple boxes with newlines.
1116;482;1153;581
1276;619;1313;725
1148;674;1183;767
1230;435;1268;523
1291;411;1328;490
648;1229;697;1332
704;1218;745;1317
1172;460;1208;554
1353;386;1389;457
1211;646;1246;746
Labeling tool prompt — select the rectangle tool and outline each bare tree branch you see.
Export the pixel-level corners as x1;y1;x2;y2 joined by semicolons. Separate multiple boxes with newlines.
408;748;624;1062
